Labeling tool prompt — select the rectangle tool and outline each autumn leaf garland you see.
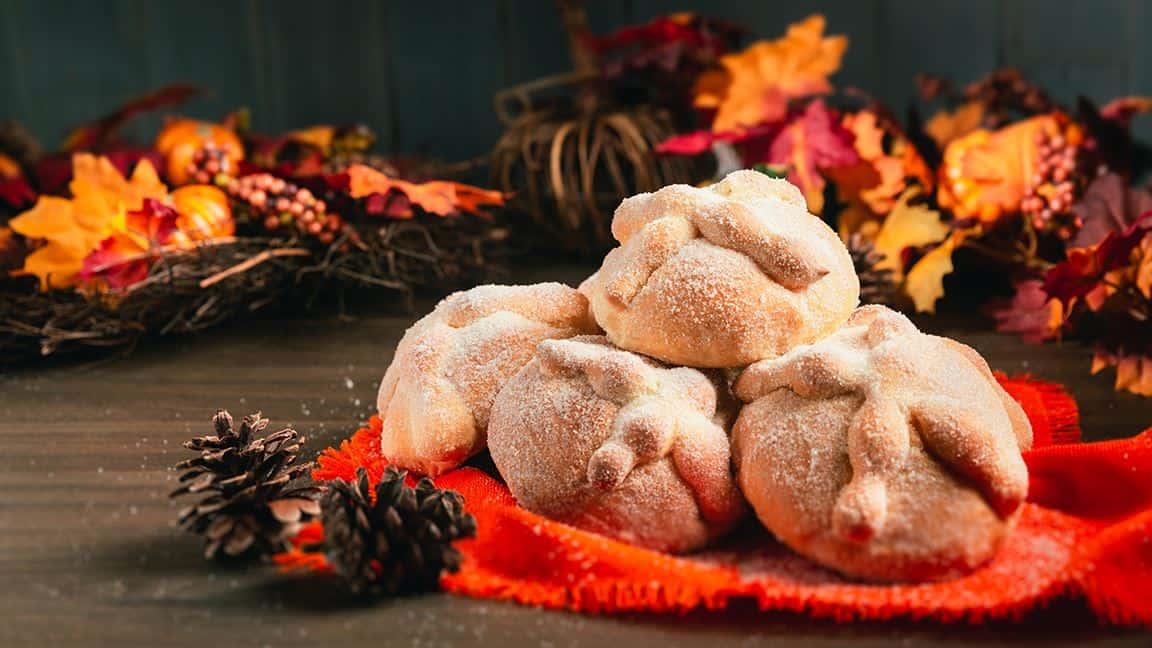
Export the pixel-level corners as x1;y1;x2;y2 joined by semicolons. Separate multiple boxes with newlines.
9;154;177;289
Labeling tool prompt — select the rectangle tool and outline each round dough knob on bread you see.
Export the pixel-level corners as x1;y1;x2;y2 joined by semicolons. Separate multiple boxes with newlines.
581;170;860;368
488;335;746;553
376;283;599;476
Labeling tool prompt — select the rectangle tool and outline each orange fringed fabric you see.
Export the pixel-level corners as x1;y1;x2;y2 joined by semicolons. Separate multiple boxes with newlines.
278;375;1152;626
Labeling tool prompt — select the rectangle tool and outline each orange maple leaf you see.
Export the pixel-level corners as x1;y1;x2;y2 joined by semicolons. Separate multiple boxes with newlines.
9;154;167;289
694;15;847;133
8;154;226;291
829;111;907;215
347;165;504;217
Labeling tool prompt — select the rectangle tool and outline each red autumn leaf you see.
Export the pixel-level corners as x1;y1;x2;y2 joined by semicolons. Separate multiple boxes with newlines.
125;198;179;244
990;280;1064;343
79;234;151;289
78;198;180;290
1070;173;1152;248
656;130;719;155
1096;210;1152;270
1044;211;1152;306
363;191;414;219
0;177;37;208
1043;247;1101;307
758;99;858;212
592;14;744;80
658;122;781;156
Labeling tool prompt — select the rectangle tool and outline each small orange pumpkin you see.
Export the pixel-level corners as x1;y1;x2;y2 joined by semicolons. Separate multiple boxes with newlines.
937;115;1064;223
155;119;244;185
170;184;234;244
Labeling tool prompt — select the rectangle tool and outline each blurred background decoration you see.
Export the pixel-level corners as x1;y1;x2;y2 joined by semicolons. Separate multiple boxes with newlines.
1;0;1151;397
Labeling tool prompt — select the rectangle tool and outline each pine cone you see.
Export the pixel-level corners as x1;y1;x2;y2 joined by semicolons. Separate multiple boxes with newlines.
322;466;477;595
171;410;322;560
848;233;899;305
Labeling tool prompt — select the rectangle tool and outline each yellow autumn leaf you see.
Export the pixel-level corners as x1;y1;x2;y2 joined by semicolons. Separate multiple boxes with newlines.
872;188;949;279
19;240;92;289
905;237;956;313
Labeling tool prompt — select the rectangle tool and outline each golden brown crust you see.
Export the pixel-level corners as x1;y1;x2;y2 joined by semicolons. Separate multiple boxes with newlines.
376;283;599;476
488;336;746;553
582;170;860;368
732;306;1032;581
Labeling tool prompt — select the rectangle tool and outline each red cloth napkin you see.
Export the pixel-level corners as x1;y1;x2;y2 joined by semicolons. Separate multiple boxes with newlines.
279;375;1152;626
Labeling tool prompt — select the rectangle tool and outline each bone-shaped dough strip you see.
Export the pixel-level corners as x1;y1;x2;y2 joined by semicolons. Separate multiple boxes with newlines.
602;216;698;306
833;396;909;542
911;395;1029;518
438;283;592;330
691;201;830;290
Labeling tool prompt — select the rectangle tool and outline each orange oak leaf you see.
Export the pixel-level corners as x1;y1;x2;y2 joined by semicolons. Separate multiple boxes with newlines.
694;15;846;133
347;164;504;218
937;115;1059;223
830;111;907;215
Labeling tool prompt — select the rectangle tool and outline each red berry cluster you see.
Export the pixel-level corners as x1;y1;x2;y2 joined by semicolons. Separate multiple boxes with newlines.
188;143;239;185
225;173;344;244
1021;129;1081;239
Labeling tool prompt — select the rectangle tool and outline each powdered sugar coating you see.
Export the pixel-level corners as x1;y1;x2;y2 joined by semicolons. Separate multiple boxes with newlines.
731;305;1033;581
582;170;859;368
488;336;746;553
377;283;599;476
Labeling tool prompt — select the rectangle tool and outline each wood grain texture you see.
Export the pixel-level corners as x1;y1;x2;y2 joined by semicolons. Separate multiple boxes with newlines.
0;262;1150;646
2;0;1151;160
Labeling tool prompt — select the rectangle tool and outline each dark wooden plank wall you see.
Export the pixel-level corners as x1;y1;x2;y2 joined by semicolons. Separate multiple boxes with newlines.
1;0;1148;162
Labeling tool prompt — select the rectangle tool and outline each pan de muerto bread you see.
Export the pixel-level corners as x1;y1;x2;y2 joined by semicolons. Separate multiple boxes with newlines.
731;306;1033;581
580;170;859;368
377;283;598;476
488;335;746;553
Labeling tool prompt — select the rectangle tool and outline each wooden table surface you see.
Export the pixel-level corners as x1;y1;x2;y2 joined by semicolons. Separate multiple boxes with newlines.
2;263;1150;647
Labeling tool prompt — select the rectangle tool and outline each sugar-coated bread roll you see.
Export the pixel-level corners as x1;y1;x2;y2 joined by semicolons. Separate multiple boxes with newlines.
488;335;746;553
377;283;599;476
731;306;1033;581
581;170;859;368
